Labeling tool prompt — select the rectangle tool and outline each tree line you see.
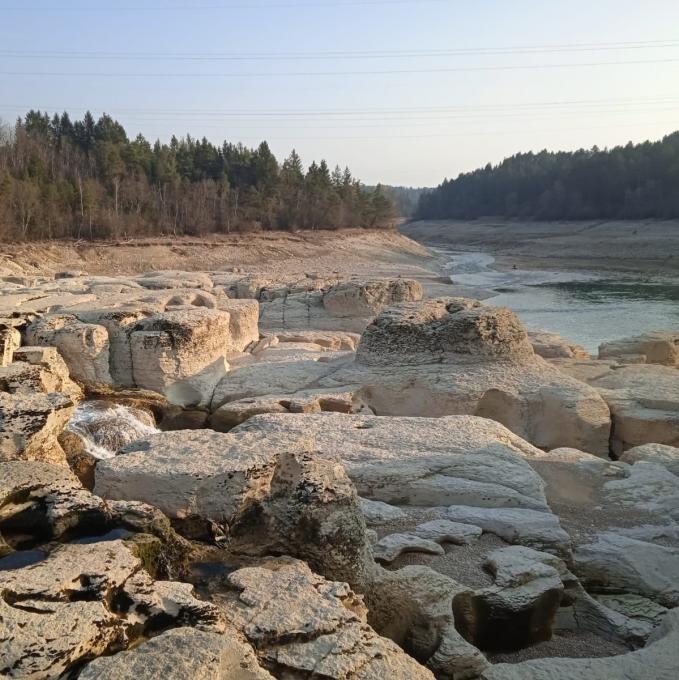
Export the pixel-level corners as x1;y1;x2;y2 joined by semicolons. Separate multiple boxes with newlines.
415;132;679;221
0;110;396;241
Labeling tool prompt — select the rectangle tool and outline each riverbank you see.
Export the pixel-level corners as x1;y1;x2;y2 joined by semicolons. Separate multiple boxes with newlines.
0;229;434;279
401;219;679;278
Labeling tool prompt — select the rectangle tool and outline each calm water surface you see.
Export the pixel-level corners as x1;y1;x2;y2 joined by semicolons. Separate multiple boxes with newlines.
441;251;679;354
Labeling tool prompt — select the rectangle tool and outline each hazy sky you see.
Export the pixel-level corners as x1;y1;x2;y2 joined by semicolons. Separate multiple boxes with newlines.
2;0;679;186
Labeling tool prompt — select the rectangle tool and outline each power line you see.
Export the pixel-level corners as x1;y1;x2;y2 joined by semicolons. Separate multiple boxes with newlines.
2;39;679;61
0;0;451;10
2;56;679;77
3;105;679;127
2;96;678;119
104;119;679;142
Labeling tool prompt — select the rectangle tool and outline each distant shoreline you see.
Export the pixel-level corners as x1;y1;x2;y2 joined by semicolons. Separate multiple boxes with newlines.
401;219;679;279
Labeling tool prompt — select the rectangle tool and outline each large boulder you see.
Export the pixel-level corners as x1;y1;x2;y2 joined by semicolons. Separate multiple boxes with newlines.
26;313;112;385
78;628;273;680
454;546;567;652
232;413;554;512
528;330;590;360
129;308;234;407
2;346;82;402
368;566;489;679
95;433;374;588
258;278;423;333
621;443;679;476
0;540;223;679
588;364;679;455
26;289;259;400
574;532;679;608
0;460;190;576
212;558;436;679
323;299;610;455
0;391;74;464
599;330;679;367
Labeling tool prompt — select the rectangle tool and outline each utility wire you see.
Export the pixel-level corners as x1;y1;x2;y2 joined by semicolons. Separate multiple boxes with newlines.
2;39;679;61
2;56;679;77
3;105;678;127
0;0;452;10
106;119;679;141
2;96;678;118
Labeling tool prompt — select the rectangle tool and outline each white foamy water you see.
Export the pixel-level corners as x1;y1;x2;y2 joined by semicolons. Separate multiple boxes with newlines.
66;401;159;459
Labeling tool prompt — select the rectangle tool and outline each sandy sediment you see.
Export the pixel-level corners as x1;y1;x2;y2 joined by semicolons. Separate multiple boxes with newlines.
0;229;431;278
401;219;679;278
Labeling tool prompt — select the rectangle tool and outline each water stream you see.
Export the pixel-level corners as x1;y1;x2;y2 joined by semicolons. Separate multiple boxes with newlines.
441;250;679;354
66;400;159;459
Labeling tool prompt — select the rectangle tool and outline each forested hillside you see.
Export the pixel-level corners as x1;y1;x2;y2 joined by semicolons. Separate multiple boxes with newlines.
416;132;679;221
0;111;395;241
367;185;427;217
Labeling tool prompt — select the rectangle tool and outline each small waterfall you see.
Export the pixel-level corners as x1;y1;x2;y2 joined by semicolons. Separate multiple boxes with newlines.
66;400;159;459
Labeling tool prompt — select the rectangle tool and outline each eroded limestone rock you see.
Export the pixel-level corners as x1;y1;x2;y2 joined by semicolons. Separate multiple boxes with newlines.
0;391;74;465
96;435;374;588
26;313;112;385
621;443;679;476
78;627;274;680
589;364;679;455
373;533;445;564
214;558;436;679
574;532;679;607
599;330;679;367
0;540;222;679
323;298;612;455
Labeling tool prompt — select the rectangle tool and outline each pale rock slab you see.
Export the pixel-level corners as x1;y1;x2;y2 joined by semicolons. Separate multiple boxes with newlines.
78;628;274;680
373;532;446;564
359;498;406;523
528;330;590;359
603;461;679;521
215;558;435;679
209;388;364;432
96;435;374;588
26;313;112;385
134;270;215;290
599;330;679;367
589;364;679;455
574;532;679;607
412;519;483;545
232;414;551;511
621;443;679;476
95;429;278;525
368;565;489;679
445;505;571;558
328;298;611;455
275;329;361;351
211;357;349;410
0;391;74;465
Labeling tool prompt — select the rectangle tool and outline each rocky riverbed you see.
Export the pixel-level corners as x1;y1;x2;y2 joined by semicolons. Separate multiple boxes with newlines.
1;231;678;679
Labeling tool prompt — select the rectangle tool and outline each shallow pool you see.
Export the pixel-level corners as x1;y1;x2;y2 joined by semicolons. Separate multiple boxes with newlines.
442;251;679;354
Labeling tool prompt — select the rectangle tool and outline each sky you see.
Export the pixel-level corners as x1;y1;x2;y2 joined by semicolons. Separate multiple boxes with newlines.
1;0;679;187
